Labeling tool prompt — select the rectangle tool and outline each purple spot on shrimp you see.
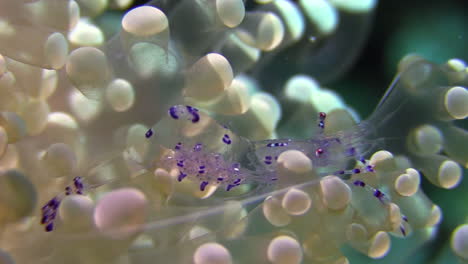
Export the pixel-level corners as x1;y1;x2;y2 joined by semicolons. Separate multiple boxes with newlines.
402;215;408;222
178;172;187;182
169;106;179;119
373;189;385;201
222;134;231;145
177;160;184;167
233;178;241;184
366;165;375;172
400;225;406;236
352;168;361;174
47;197;59;208
217;177;224;181
73;177;84;190
145;129;153;138
191;113;200;123
45;222;54;232
186;106;200;123
41;197;62;232
175;142;182;150
186;105;199;113
348;147;356;155
353;180;366;187
200;181;209;191
226;184;236;191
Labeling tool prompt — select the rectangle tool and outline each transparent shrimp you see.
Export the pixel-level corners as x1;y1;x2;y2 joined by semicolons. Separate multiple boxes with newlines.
140;105;384;192
39;78;409;234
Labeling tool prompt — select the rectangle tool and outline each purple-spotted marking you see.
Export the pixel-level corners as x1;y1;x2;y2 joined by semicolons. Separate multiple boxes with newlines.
145;129;153;138
352;178;409;236
41;196;60;232
186;106;200;123
65;186;72;196
365;165;375;172
222;134;232;145
198;165;206;174
264;155;273;165
337;163;376;176
200;181;209;191
400;215;409;236
177;160;184;167
175;142;182;150
73;177;84;194
40;176;89;232
45;223;54;232
353;179;385;202
169;106;179;119
353;180;366;187
226;178;242;191
400;226;406;236
178;172;187;182
373;189;385;202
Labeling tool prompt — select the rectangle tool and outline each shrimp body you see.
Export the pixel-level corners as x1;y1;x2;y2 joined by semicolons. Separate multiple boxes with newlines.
150;105;378;192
